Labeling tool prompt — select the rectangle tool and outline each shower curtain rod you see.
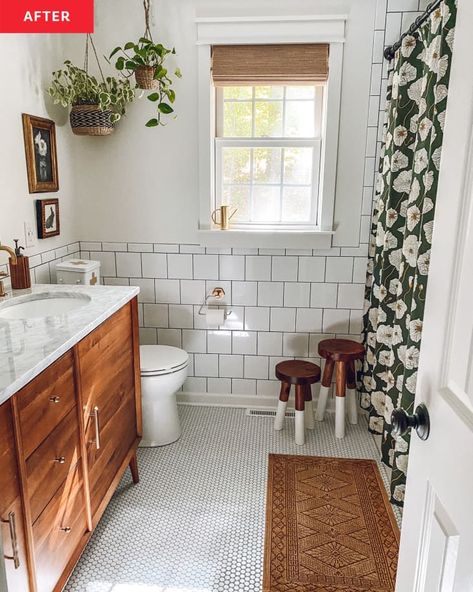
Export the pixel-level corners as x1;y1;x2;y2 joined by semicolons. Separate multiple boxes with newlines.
384;0;443;61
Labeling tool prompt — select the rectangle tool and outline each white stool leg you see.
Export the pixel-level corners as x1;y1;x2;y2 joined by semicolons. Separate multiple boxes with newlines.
335;396;346;439
305;400;315;429
274;400;287;431
347;388;358;424
274;382;290;431
316;385;330;421
295;410;305;445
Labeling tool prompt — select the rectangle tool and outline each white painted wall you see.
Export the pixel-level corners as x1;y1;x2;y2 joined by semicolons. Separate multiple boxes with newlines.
0;35;78;258
63;0;374;247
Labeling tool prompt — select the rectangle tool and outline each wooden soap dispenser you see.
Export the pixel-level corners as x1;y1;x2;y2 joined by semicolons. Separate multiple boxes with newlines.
9;239;31;290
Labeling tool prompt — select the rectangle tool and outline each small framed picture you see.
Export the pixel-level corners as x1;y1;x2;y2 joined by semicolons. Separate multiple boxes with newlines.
22;114;59;193
36;198;60;238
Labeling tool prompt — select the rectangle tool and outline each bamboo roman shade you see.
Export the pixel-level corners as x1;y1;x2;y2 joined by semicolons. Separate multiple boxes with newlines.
211;43;329;86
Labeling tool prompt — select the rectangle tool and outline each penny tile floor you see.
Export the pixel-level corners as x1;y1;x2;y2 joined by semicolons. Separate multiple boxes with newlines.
65;405;401;592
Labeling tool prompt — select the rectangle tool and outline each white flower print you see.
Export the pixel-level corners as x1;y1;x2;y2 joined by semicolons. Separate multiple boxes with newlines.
407;77;423;104
391;150;409;172
410;112;419;134
368;307;379;327
383;396;394;422
369;416;384;434
396;375;404;392
418;117;433;141
435;84;448;104
414;148;429;174
393;125;408;146
363;374;376;391
407;205;421;231
423;172;434;193
393;485;405;503
401;35;417;57
396;454;409;475
392;325;403;345
384;231;398;250
396;436;409;453
373;284;388;302
424;220;434;243
389;278;400;295
409;179;420;203
377;370;394;390
405;372;418;394
366;349;376;366
361;393;371;409
399;62;417;86
386;208;398;228
377;325;394;346
379;349;395;367
418;98;427;119
393;170;412;194
446;27;455;52
402;234;420;266
398;345;407;365
400;199;408;218
424;35;442;72
388;248;402;271
418;251;430;275
376;223;385;247
437;110;446;131
371;391;385;415
405;346;420;370
390;299;407;320
409;319;423;342
432;146;442;170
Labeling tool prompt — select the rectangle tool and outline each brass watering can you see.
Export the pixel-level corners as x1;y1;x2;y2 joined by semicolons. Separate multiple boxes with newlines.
211;205;238;230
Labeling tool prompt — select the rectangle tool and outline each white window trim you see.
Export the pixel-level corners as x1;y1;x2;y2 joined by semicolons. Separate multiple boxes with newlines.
196;14;346;249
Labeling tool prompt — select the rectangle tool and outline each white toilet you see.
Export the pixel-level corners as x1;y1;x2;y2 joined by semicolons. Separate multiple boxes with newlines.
139;345;189;447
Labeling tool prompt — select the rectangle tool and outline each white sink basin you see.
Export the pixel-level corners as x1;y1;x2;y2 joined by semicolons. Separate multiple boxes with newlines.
0;293;91;320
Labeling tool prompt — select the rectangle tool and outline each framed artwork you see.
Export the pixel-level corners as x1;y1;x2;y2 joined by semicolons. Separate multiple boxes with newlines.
22;114;59;193
36;198;60;238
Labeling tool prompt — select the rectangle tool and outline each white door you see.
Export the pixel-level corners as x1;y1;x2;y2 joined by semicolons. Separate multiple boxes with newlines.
395;1;473;591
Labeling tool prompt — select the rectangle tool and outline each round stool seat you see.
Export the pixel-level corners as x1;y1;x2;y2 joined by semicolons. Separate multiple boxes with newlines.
275;360;321;385
318;338;364;362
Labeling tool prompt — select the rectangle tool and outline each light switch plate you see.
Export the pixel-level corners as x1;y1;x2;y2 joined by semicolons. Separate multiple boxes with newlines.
24;221;36;247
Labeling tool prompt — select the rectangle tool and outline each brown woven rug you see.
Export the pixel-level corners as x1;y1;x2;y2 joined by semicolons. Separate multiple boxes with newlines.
264;454;400;592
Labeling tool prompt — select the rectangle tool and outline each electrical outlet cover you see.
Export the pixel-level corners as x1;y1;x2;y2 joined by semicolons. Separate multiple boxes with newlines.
24;221;36;247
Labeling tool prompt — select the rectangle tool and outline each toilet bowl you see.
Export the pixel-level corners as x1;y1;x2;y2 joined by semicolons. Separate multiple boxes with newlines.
139;345;189;447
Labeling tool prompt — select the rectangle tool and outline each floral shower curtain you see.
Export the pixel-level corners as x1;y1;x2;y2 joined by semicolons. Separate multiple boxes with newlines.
360;0;456;506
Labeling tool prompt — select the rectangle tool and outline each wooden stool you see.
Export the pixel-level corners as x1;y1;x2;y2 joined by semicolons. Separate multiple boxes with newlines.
316;339;364;439
274;360;321;446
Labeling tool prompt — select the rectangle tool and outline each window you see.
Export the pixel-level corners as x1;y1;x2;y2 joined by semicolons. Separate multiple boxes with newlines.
210;43;329;232
215;84;324;227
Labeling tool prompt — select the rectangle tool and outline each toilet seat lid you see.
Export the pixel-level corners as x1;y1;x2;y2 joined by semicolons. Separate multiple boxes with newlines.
140;345;189;375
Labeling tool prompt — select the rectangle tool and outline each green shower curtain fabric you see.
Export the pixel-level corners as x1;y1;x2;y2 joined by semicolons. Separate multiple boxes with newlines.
361;0;456;506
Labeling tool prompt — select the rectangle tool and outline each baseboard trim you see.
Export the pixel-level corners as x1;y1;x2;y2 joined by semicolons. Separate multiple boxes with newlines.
177;391;283;409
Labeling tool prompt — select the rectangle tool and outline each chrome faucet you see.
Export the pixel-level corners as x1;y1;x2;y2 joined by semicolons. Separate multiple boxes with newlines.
0;243;17;298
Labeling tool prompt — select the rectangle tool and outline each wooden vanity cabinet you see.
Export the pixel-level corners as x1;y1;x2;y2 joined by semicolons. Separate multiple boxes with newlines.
0;297;141;592
0;399;30;591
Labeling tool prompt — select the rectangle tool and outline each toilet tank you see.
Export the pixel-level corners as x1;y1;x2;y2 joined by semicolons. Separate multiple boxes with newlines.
55;259;101;286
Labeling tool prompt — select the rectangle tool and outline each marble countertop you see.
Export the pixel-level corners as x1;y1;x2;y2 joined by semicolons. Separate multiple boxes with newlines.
0;284;139;405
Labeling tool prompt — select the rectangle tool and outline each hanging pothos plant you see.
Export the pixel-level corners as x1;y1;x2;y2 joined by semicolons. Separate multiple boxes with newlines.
47;36;135;136
108;0;181;127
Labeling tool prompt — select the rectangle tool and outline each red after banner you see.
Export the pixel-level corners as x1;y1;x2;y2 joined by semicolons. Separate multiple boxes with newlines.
0;0;94;33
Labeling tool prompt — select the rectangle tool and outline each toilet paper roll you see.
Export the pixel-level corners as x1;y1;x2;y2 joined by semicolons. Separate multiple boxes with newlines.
206;308;225;328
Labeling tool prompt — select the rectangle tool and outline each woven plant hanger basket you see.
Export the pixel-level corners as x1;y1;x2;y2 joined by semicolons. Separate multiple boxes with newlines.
134;0;159;90
70;35;114;136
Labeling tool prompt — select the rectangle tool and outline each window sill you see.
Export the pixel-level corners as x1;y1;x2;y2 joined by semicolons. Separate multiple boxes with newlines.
197;228;334;249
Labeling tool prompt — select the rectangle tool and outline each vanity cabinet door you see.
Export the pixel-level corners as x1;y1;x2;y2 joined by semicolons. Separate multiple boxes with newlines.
76;301;139;520
0;399;31;591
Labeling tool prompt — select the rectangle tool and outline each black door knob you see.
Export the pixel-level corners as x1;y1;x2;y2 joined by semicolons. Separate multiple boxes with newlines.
391;403;430;441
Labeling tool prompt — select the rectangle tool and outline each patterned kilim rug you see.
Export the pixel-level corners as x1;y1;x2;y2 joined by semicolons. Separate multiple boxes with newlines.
263;454;400;592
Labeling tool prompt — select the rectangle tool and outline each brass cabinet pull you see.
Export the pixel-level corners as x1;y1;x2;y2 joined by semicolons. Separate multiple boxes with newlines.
91;406;100;450
2;512;20;569
49;396;61;403
54;456;66;464
60;527;71;533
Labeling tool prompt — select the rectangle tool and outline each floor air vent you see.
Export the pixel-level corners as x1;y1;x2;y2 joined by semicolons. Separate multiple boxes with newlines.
246;408;295;418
